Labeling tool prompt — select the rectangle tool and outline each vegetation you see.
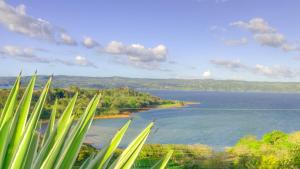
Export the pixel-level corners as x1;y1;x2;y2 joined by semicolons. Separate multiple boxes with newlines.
3;75;300;92
78;144;230;169
77;131;300;169
227;130;300;168
0;74;173;169
0;86;177;120
4;74;300;168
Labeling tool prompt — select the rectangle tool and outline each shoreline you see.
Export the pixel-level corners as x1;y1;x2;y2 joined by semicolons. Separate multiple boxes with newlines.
40;101;199;123
92;100;199;120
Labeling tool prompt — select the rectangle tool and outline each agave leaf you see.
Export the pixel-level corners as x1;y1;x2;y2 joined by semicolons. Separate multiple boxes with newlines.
0;73;21;129
54;94;101;169
36;94;96;169
0;118;14;168
8;77;52;169
56;93;78;136
86;120;132;169
79;153;95;169
72;94;97;134
33;94;78;169
42;99;57;146
39;116;74;169
151;150;174;169
119;129;150;169
22;131;39;169
5;74;36;166
109;122;154;169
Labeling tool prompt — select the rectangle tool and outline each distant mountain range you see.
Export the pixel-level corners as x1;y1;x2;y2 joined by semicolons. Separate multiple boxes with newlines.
1;75;300;92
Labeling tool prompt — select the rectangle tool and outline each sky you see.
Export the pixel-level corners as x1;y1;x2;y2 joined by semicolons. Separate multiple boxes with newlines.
0;0;300;81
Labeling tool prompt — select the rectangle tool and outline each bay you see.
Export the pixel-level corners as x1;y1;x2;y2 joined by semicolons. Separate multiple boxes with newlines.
86;90;300;149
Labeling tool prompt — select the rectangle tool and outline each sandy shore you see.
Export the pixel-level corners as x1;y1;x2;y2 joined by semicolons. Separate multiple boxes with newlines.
93;113;131;119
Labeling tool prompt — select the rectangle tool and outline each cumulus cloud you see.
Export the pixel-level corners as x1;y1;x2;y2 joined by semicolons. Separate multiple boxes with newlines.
211;59;295;78
231;18;275;34
103;41;168;69
0;1;76;45
202;70;212;78
253;33;285;47
74;55;96;67
60;33;77;46
105;41;167;62
224;37;248;46
82;37;99;48
231;18;299;52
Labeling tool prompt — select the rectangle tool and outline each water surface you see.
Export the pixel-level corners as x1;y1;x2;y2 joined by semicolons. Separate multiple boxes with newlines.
86;90;300;149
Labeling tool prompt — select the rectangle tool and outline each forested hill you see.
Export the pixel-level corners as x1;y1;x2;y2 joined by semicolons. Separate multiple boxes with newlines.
1;75;300;92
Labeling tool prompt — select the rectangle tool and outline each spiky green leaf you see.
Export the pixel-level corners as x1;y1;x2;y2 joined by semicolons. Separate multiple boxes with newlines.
151;150;174;169
8;77;52;169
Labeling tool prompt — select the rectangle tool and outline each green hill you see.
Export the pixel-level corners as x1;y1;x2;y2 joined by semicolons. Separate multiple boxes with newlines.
1;75;300;92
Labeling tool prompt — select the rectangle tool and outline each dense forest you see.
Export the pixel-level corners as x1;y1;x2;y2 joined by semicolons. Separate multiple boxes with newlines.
0;87;176;119
2;75;300;92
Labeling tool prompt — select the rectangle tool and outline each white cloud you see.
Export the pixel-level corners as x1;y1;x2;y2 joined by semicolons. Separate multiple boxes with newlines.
210;59;246;70
210;59;295;78
82;37;99;48
60;33;77;46
52;56;96;68
105;41;167;62
254;64;294;78
231;17;299;52
0;45;49;63
202;70;212;78
74;55;96;67
0;45;96;68
254;33;285;47
231;18;275;34
0;1;54;40
103;41;168;69
0;1;76;45
281;43;300;52
224;37;248;46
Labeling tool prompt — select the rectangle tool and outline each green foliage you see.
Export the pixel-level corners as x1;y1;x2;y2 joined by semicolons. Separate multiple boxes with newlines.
228;131;300;169
0;86;175;119
73;131;300;169
262;130;288;145
0;75;172;169
130;144;230;169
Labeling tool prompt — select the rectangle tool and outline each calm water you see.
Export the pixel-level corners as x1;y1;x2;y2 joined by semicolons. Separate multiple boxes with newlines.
86;90;300;149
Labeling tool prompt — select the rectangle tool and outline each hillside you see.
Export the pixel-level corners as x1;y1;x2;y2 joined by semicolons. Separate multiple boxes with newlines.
1;75;300;92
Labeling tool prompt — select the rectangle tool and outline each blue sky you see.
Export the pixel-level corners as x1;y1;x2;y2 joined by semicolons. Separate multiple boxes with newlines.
0;0;300;81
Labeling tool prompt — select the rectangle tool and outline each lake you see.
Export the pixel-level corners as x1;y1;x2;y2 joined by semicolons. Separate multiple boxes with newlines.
86;90;300;149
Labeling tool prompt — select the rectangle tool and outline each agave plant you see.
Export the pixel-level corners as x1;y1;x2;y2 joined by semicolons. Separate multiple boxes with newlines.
0;74;173;169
